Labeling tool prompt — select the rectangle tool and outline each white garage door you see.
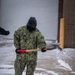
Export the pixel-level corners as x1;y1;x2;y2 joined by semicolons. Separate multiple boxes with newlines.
1;0;58;40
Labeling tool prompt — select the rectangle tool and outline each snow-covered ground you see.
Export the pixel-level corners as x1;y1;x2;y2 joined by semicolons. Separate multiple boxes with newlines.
0;38;75;75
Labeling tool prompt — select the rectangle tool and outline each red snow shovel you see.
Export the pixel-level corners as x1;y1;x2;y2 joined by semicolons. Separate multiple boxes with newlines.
15;44;60;53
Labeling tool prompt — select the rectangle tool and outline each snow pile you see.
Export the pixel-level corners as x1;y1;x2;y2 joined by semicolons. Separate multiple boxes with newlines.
57;57;72;71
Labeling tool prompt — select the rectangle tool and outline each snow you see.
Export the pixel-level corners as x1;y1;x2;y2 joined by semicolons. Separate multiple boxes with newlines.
0;65;14;69
36;68;58;75
57;57;72;71
0;65;58;75
71;71;75;74
0;39;75;75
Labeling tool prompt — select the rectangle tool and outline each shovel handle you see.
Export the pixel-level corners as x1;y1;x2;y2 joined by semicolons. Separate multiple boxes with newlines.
16;48;55;53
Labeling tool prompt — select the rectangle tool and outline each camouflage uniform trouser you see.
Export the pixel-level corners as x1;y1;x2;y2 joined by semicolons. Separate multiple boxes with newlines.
14;54;37;75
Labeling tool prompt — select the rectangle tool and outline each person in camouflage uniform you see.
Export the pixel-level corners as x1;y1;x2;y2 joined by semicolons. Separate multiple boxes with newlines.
14;17;46;75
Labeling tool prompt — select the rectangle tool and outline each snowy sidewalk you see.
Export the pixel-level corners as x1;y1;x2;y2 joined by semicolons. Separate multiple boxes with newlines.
0;40;75;75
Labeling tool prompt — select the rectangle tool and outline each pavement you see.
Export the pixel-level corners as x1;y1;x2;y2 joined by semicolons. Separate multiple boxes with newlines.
0;39;75;75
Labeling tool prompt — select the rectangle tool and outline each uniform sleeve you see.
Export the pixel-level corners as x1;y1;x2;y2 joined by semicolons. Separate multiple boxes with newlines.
14;30;20;49
36;32;46;49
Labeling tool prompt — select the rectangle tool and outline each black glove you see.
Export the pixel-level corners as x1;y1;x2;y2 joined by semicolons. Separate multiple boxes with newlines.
41;47;46;52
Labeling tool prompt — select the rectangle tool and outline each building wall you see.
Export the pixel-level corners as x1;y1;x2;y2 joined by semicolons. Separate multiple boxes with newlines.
1;0;58;39
0;0;1;26
63;0;75;48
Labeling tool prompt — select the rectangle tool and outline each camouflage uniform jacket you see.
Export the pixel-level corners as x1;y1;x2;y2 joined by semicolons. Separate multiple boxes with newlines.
14;26;46;61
